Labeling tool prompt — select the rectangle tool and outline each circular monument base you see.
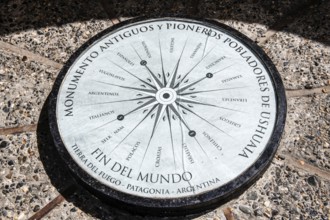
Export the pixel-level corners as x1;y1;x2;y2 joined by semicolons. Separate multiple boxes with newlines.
49;17;286;216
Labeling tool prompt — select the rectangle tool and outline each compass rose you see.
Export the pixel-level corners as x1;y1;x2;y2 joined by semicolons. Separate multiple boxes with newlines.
89;38;239;169
50;18;285;212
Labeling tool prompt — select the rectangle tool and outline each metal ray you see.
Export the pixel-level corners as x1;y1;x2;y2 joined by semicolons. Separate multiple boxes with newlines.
168;102;191;131
176;102;210;160
131;44;163;89
109;104;158;154
178;113;194;193
177;102;233;138
159;37;167;86
107;59;156;90
124;98;158;117
84;96;153;106
176;77;207;94
202;30;211;58
173;45;215;89
93;80;156;96
166;38;189;88
166;106;176;169
88;98;157;132
139;104;166;169
144;65;164;89
179;86;248;96
177;96;245;113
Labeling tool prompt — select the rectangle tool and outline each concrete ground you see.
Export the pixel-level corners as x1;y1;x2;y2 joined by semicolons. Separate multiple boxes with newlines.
0;0;329;219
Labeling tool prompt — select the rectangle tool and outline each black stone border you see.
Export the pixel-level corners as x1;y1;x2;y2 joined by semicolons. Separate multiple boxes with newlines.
48;16;287;216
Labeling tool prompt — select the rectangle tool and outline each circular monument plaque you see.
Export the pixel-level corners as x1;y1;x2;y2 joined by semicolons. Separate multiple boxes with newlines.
49;17;286;216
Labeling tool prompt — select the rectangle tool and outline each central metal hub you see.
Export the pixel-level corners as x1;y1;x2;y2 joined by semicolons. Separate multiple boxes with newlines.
156;88;177;104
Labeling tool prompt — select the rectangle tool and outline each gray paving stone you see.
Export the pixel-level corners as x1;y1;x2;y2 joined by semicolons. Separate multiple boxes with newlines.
279;95;330;171
46;187;134;220
0;0;113;64
281;0;329;45
263;32;330;90
0;49;58;127
224;162;330;220
0;133;58;219
262;0;330;90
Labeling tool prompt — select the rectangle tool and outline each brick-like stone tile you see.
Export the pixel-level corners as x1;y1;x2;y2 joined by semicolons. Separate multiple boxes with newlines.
279;94;330;171
221;162;330;220
0;133;58;219
0;49;58;127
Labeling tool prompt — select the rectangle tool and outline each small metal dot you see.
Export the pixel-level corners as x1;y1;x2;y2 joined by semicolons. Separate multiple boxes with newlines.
163;93;170;99
117;115;124;121
188;130;196;137
206;73;213;78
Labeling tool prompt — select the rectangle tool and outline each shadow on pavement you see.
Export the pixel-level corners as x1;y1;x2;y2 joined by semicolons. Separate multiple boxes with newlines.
0;0;329;45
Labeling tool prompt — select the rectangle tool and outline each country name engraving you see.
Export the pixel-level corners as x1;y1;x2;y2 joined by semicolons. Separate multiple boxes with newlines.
205;56;226;69
190;43;202;58
222;97;247;102
99;69;125;81
63;51;99;116
170;38;174;53
219;117;241;128
142;41;151;58
203;132;222;151
88;91;119;96
117;52;135;66
155;146;162;167
126;142;141;161
222;75;242;83
89;110;115;120
183;143;194;164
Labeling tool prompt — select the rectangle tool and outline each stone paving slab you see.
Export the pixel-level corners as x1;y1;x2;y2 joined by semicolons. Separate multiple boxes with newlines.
0;49;58;127
219;162;330;220
0;0;113;64
45;187;112;220
280;94;330;171
263;34;330;90
0;133;58;219
262;0;329;90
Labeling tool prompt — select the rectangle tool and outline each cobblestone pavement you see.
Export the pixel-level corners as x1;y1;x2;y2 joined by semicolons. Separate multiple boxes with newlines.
0;0;329;219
